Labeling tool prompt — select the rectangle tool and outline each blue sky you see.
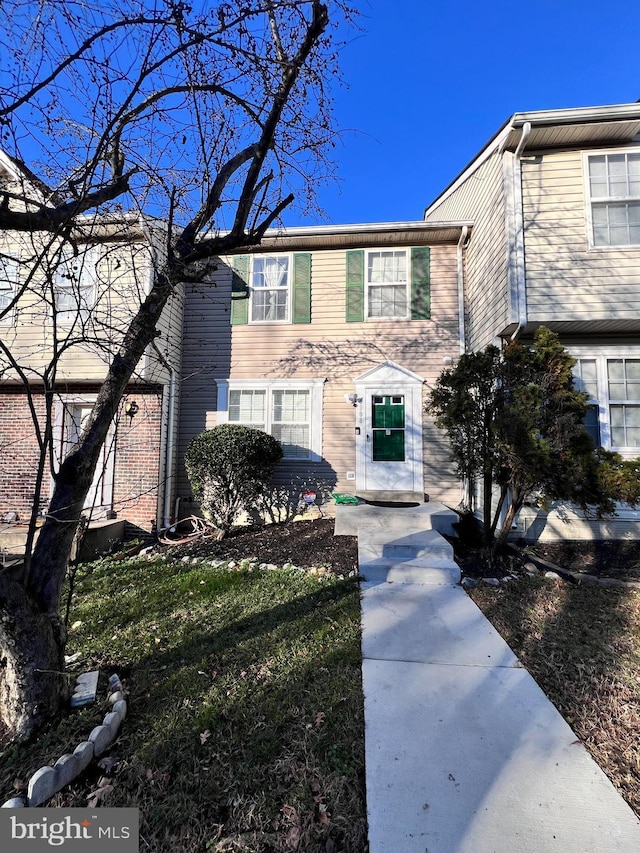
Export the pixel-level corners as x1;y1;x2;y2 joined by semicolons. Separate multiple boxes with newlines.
288;0;640;226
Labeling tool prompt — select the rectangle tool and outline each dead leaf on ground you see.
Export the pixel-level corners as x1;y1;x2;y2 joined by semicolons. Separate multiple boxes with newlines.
281;803;300;825
285;825;301;849
200;729;211;744
87;776;113;807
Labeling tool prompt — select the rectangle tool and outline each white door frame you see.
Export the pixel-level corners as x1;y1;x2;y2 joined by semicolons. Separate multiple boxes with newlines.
52;395;116;518
353;361;424;493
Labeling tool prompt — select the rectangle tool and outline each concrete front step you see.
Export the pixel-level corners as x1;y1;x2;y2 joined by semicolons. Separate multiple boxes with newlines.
360;559;460;585
358;528;461;585
335;501;458;537
359;528;456;559
0;519;125;562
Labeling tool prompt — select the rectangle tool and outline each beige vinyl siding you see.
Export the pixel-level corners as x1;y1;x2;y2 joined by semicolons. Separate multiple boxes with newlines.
425;151;509;350
0;235;182;385
177;244;462;506
522;147;640;325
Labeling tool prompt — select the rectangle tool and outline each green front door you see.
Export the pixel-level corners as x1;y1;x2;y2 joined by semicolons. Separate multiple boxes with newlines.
371;395;405;462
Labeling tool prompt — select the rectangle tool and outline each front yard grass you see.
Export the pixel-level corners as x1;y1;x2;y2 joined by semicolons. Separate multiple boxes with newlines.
0;545;367;852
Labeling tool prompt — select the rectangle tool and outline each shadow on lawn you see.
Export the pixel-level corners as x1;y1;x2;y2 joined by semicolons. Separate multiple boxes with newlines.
101;574;367;852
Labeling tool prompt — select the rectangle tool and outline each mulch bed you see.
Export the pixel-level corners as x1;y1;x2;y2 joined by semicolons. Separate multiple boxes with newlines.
164;517;359;576
524;540;640;582
447;527;640;583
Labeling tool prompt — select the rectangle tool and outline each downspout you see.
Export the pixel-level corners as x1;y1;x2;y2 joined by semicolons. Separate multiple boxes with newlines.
152;341;177;530
139;217;179;531
508;121;531;341
456;225;469;354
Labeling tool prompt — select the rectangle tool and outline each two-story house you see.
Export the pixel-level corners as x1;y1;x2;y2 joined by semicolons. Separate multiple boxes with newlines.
0;152;183;535
177;221;471;515
424;101;640;539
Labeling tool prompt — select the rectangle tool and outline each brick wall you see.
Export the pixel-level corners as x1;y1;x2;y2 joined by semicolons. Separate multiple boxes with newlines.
0;386;163;532
0;388;48;518
112;390;163;531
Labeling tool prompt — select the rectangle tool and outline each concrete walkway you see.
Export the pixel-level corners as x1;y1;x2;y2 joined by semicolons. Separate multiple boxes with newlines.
336;503;640;853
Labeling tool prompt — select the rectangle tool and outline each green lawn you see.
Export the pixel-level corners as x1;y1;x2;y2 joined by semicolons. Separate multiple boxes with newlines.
1;552;367;852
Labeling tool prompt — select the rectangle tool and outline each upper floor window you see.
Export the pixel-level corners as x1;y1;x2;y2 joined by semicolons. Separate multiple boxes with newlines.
54;248;99;324
366;250;409;319
587;152;640;246
251;255;290;322
346;247;430;322
0;255;18;323
229;252;311;326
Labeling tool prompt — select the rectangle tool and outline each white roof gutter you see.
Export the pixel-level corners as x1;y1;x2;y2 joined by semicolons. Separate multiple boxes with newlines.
510;102;640;127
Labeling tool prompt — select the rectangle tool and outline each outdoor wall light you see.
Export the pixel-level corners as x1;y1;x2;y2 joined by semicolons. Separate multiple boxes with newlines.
125;400;139;422
345;393;359;407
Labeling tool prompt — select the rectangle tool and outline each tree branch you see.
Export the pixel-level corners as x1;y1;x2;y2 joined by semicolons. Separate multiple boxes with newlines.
0;15;172;118
230;1;329;238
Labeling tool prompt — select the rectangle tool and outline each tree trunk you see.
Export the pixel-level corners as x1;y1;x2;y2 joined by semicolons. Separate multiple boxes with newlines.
493;489;524;552
0;572;67;742
482;469;494;544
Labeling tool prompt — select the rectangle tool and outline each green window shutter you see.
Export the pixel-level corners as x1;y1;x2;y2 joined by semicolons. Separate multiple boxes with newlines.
346;249;364;322
230;255;250;325
410;246;431;320
292;252;311;323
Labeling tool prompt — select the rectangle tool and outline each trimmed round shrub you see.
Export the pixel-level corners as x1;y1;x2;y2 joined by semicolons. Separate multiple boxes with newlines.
185;424;283;534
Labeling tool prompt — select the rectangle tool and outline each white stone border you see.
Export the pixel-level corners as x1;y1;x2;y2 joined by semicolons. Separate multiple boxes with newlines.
1;673;127;808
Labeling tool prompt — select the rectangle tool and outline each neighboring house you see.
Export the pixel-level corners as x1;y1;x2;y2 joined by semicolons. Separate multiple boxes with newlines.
0;153;183;533
177;221;471;514
424;101;640;539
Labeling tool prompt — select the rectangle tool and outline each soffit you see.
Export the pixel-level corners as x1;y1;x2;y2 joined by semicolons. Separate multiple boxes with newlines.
499;319;640;338
231;223;472;254
502;115;640;152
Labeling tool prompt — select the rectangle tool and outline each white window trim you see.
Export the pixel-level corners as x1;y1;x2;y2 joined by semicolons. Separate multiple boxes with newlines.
583;147;640;251
364;247;410;321
248;252;293;324
571;346;640;455
0;255;18;325
54;245;100;324
216;378;325;461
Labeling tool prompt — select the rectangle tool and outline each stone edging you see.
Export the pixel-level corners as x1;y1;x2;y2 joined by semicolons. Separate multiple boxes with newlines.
1;673;127;809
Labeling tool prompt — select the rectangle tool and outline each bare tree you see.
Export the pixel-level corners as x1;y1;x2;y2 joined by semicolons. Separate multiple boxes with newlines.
0;0;352;740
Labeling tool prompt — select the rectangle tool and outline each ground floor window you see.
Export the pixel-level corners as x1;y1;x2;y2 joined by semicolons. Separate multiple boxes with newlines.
572;351;640;452
217;378;324;461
